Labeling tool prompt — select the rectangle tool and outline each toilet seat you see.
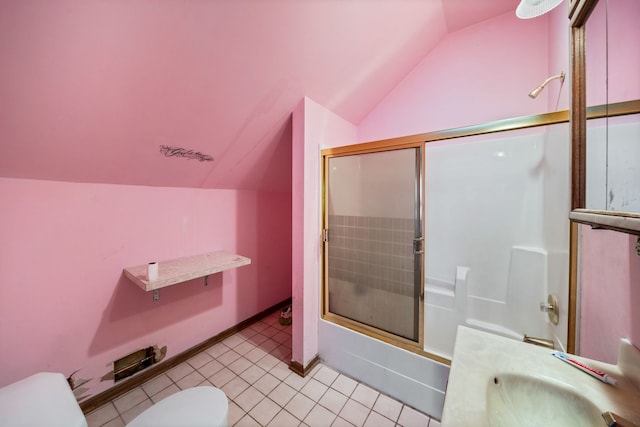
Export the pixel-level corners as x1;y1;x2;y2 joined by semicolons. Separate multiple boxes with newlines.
126;386;228;427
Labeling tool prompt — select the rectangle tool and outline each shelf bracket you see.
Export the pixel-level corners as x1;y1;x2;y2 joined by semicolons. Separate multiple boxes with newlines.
153;289;159;302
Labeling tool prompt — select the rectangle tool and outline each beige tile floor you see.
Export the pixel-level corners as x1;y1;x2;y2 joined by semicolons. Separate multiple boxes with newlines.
86;312;440;427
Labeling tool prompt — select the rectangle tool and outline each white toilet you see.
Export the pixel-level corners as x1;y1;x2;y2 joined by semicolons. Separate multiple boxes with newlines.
0;372;228;427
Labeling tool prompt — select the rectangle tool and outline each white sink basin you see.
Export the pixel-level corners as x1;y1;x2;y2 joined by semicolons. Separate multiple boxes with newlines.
486;373;603;427
441;327;640;427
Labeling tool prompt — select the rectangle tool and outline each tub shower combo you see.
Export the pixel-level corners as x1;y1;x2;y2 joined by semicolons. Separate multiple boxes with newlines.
322;121;571;361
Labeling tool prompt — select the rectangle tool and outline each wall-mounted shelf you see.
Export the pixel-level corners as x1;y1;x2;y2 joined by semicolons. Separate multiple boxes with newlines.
123;251;251;292
570;209;640;236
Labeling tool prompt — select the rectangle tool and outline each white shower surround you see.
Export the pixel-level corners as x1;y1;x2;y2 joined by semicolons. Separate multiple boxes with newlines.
423;127;570;358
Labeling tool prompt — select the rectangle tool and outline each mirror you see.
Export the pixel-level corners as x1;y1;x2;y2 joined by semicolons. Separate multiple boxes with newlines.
570;0;640;235
569;0;640;363
585;0;640;212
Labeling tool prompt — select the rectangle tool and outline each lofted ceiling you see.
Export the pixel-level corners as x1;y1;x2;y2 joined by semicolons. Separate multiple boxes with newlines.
0;0;516;192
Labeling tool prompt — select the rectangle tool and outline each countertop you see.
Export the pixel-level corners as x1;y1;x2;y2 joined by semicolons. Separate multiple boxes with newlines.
441;326;640;426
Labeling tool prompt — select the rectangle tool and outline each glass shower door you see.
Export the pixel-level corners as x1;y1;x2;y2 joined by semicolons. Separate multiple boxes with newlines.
324;147;423;343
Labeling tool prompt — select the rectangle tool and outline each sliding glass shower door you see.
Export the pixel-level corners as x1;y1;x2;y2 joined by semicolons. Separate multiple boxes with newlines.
323;147;423;344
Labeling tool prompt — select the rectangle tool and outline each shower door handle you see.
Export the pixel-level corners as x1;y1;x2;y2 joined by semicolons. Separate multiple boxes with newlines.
413;237;424;255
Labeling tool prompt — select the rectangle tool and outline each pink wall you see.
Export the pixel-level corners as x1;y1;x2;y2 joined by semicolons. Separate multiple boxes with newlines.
0;177;291;397
579;227;640;363
291;97;357;368
357;10;559;142
548;3;571;112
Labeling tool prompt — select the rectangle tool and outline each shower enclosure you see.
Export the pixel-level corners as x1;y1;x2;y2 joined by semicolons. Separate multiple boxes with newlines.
321;117;571;360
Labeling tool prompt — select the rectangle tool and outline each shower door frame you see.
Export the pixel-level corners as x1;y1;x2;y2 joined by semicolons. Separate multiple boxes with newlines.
320;108;582;364
321;141;427;356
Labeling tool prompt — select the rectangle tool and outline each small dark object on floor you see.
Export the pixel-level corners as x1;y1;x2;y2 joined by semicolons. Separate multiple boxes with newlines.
279;306;292;325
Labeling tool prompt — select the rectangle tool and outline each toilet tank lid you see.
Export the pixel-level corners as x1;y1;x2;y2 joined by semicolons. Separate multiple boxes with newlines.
0;372;87;427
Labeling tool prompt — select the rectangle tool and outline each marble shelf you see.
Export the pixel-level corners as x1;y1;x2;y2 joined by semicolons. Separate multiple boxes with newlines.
124;251;251;292
570;208;640;236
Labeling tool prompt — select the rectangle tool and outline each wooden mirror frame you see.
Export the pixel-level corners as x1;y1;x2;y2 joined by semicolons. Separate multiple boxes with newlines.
565;0;599;356
569;0;595;210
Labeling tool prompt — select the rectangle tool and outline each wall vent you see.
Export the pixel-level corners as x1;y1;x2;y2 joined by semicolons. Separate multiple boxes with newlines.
112;346;164;382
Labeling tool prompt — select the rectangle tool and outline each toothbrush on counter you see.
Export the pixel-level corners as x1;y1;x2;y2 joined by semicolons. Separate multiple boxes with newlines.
552;351;617;386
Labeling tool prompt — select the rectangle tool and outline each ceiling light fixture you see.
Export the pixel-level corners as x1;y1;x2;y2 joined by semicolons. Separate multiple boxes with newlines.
516;0;564;19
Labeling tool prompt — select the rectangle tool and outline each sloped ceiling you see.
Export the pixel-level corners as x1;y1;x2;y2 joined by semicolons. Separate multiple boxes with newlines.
0;0;516;192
